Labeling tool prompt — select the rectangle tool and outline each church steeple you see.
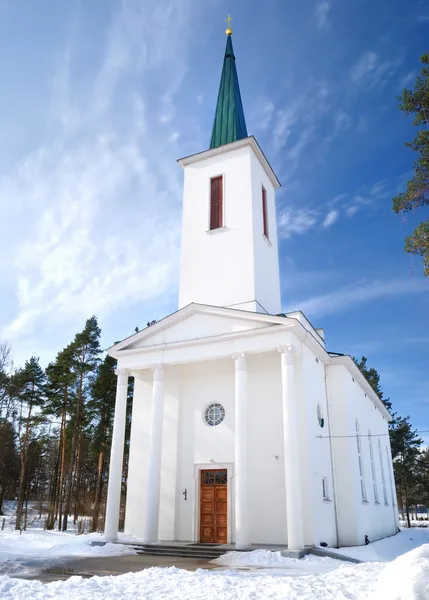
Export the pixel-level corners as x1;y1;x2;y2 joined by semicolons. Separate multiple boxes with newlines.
209;25;248;149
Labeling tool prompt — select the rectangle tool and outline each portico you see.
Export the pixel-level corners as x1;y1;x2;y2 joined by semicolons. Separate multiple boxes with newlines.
104;309;304;550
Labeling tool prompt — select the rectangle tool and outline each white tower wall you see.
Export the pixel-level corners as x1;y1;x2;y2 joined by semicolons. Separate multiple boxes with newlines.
178;140;282;315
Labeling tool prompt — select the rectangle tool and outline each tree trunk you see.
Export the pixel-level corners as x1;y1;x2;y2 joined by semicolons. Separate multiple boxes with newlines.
57;408;67;529
62;374;84;534
47;437;61;529
405;487;411;528
15;402;33;530
61;426;77;532
73;433;82;524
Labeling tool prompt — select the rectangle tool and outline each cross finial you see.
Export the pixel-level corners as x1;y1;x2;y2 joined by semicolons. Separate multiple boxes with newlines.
225;14;232;35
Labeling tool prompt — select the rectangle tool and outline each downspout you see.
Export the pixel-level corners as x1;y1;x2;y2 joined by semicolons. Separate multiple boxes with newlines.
324;365;340;548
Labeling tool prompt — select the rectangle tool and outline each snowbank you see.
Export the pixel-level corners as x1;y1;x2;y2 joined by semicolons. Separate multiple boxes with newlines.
370;543;429;600
0;530;135;576
212;548;342;573
326;528;429;562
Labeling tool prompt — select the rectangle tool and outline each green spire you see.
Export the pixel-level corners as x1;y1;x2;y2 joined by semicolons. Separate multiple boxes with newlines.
210;34;248;149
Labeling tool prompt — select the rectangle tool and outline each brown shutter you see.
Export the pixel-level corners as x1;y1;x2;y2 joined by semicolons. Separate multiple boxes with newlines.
262;186;269;239
210;176;223;230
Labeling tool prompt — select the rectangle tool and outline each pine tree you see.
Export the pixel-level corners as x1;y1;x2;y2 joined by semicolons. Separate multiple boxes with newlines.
393;416;423;527
14;357;45;530
44;345;76;529
62;317;101;531
392;52;429;276
87;354;117;532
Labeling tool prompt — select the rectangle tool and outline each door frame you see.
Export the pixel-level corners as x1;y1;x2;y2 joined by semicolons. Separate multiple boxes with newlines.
194;462;234;544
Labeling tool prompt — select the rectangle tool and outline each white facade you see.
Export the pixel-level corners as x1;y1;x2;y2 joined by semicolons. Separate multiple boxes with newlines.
178;137;281;316
105;305;398;549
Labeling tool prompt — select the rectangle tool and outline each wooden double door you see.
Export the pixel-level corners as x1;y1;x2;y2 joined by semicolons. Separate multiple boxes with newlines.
199;469;228;544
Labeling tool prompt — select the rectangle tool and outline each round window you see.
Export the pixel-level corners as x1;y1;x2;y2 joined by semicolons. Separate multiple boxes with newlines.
317;404;325;428
203;402;225;427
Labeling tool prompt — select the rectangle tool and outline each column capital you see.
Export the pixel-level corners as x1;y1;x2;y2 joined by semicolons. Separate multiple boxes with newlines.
278;345;295;364
152;364;165;382
233;353;247;371
115;368;129;382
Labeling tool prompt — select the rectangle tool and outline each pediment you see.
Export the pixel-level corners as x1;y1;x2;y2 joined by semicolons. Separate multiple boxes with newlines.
110;305;287;354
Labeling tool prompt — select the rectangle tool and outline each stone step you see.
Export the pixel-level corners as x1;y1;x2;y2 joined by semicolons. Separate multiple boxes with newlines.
132;544;228;559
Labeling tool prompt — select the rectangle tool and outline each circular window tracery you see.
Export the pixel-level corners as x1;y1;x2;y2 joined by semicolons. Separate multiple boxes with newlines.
317;404;325;428
203;402;225;427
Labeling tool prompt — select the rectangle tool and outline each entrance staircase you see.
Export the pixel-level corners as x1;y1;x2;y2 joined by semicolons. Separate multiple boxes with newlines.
131;542;245;560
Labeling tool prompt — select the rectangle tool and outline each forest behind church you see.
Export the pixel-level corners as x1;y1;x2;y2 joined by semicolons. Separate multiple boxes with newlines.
0;315;427;532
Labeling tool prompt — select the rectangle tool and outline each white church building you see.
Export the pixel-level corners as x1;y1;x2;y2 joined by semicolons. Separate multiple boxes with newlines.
104;27;398;551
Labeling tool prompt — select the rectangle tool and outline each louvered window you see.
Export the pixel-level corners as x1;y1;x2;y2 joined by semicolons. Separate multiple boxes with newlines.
210;176;223;230
262;186;269;239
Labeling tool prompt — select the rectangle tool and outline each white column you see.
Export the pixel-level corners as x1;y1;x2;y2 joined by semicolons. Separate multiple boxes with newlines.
143;365;165;543
104;368;129;542
234;353;250;549
280;346;304;551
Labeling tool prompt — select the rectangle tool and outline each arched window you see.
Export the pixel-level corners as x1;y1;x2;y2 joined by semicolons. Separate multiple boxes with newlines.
355;420;367;501
368;431;379;503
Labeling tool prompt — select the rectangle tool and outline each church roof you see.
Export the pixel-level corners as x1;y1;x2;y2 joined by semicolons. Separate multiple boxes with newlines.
210;34;248;149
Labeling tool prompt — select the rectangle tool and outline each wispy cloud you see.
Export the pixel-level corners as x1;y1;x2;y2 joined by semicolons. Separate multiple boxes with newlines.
315;1;331;29
351;51;378;82
350;51;404;89
272;107;298;149
322;209;339;227
278;208;318;238
287;277;428;317
0;0;195;348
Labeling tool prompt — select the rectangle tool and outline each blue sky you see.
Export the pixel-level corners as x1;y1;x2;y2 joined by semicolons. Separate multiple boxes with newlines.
0;0;428;436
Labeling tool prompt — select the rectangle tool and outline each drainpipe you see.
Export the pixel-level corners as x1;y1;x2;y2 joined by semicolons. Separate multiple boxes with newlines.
324;366;340;548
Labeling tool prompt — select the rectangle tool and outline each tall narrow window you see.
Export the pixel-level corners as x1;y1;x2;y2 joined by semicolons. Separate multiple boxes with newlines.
368;431;379;503
210;176;223;230
356;420;367;501
386;446;396;506
262;186;269;239
378;438;388;504
322;477;329;500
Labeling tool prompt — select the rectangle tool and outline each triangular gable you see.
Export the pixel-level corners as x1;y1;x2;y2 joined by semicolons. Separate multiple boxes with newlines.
109;304;290;354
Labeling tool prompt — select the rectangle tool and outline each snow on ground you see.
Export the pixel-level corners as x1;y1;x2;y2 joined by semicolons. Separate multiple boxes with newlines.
327;528;429;562
0;529;136;576
0;525;429;598
2;546;429;600
212;548;342;574
0;561;385;600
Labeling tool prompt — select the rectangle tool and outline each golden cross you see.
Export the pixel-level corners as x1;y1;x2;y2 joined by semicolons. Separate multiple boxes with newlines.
225;14;232;33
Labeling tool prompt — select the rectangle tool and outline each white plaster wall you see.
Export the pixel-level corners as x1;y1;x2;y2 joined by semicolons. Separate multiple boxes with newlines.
249;151;281;315
133;313;272;349
156;354;288;545
174;359;236;542
247;353;287;544
158;372;180;540
124;373;152;537
178;144;281;315
328;363;397;546
326;364;359;546
125;370;180;540
298;345;337;547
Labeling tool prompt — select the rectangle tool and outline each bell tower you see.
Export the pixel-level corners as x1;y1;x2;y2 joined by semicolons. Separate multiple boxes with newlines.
178;23;282;315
